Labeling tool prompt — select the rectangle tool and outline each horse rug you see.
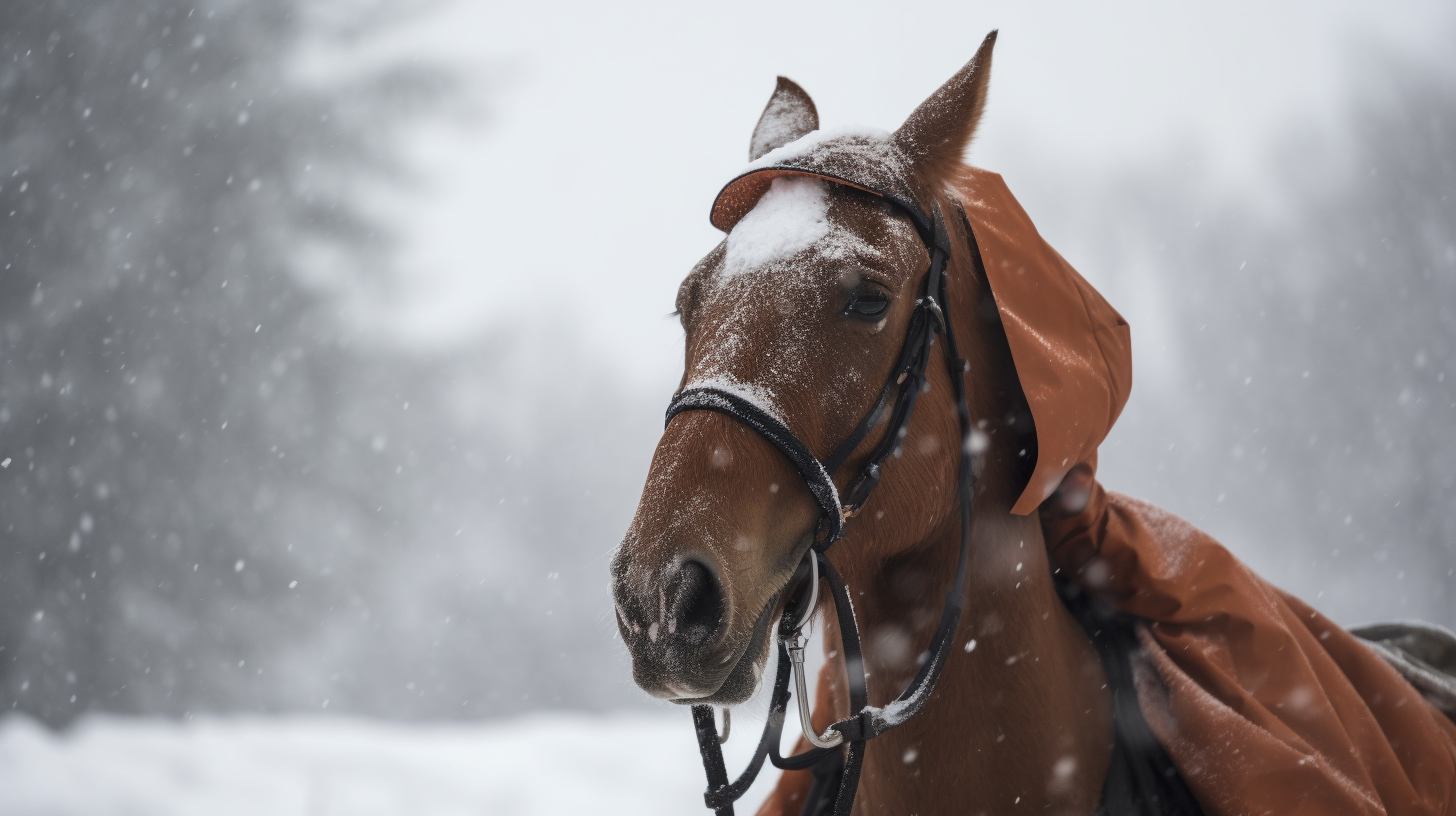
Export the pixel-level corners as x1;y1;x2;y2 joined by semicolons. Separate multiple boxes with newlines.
963;165;1456;816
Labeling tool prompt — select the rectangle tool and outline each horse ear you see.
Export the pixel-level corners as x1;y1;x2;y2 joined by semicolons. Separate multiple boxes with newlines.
749;77;819;161
894;30;997;181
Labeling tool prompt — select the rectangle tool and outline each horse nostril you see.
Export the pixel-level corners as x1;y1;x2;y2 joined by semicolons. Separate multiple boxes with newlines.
669;560;725;646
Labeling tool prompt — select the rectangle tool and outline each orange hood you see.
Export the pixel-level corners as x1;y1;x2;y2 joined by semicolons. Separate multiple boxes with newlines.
953;166;1131;514
712;132;1131;517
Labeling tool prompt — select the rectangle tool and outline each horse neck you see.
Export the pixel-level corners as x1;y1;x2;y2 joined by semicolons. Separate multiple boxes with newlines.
814;188;1114;812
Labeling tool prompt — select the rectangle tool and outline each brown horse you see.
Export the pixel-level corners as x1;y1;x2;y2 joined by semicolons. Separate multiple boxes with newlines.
609;33;1118;814
611;28;1456;816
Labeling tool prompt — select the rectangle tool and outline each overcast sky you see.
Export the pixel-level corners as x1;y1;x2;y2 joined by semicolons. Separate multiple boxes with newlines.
370;0;1453;394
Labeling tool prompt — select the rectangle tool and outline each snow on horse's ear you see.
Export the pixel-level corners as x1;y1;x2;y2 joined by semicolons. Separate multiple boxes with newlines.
894;30;997;182
748;77;819;160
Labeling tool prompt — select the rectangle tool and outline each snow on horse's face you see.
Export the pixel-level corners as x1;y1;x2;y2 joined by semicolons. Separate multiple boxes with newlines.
608;81;976;704
613;186;931;703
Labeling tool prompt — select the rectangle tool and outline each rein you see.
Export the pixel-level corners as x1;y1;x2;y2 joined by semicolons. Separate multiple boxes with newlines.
664;196;981;816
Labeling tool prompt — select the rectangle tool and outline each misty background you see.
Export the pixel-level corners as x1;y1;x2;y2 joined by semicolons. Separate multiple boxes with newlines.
2;0;1454;735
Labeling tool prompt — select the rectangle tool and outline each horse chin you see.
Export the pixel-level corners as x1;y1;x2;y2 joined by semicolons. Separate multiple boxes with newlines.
672;590;781;706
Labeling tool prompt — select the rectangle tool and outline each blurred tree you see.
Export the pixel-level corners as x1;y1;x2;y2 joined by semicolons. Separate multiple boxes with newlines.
0;0;444;725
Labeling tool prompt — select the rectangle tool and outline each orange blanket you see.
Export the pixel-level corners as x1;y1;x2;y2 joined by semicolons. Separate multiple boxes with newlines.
959;164;1456;815
1043;478;1456;815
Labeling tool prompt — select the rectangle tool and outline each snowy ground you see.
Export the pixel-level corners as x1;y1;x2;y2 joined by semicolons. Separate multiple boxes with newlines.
0;712;772;816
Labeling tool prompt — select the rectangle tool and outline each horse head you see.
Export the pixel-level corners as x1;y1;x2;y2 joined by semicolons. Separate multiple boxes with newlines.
609;33;1037;705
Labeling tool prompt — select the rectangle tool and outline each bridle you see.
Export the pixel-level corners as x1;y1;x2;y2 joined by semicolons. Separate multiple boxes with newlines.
663;186;982;816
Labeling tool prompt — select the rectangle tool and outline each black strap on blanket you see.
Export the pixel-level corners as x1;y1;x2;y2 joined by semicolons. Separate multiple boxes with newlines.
1056;577;1204;816
671;198;980;816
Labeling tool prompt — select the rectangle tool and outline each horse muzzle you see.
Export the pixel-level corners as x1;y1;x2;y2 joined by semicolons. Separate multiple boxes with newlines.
611;555;779;704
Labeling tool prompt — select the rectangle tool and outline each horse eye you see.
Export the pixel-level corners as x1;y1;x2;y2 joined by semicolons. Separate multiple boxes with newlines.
845;289;890;319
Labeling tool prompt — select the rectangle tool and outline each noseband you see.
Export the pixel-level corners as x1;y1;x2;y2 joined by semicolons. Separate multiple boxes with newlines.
664;193;981;816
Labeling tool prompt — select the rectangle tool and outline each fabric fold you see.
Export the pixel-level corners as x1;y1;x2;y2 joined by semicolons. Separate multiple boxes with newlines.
1043;481;1456;816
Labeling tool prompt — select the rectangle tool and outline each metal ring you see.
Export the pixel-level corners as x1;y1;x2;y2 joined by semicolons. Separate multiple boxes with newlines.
782;550;820;638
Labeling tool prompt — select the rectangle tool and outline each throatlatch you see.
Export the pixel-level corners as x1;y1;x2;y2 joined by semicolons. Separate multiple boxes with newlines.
664;196;981;816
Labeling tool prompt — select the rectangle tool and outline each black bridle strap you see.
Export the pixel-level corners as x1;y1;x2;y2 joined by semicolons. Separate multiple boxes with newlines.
821;373;895;477
693;705;734;815
667;388;845;544
695;648;791;814
833;265;974;743
680;202;977;816
820;292;936;477
833;302;938;519
816;550;870;816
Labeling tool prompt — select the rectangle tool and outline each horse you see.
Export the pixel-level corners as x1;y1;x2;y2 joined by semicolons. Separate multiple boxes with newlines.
609;32;1117;814
609;30;1456;816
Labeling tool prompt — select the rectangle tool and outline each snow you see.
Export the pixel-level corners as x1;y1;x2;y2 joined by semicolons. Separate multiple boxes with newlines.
723;176;829;280
744;125;893;172
680;374;788;426
0;712;771;816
